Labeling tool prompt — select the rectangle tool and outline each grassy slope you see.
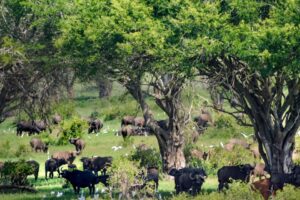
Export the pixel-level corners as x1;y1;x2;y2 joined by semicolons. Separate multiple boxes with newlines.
0;82;299;199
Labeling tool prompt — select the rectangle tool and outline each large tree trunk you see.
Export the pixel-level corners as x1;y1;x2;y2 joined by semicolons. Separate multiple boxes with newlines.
159;132;186;171
255;128;295;174
66;84;74;99
199;56;300;176
124;78;186;172
97;78;113;98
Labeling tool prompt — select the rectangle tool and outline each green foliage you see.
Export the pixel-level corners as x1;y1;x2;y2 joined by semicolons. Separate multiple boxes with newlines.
276;184;300;200
90;111;99;119
130;146;162;171
204;115;245;140
171;182;263;200
183;143;195;161
215;115;234;129
15;144;30;158
102;96;139;121
109;157;141;199
0;160;34;186
56;117;87;145
183;143;214;174
0;140;13;158
37;132;55;145
208;146;257;174
52;100;76;119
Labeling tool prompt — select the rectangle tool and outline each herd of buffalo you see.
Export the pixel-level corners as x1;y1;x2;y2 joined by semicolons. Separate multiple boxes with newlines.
1;113;299;199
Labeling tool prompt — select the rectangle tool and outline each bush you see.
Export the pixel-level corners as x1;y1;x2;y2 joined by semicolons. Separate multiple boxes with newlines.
0;140;13;158
215;115;234;129
102;96;139;121
52;100;75;119
183;143;195;161
130;146;162;171
109;158;140;199
276;184;300;200
0;160;34;186
207;146;257;175
90;111;100;119
56;117;87;145
15;144;30;158
171;182;263;200
183;143;215;174
37;132;55;145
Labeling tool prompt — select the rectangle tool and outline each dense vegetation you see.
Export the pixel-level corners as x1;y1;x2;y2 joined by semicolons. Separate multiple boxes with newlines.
1;0;300;199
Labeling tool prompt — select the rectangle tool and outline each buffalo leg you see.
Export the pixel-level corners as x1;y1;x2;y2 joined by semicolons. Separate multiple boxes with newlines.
92;185;95;195
218;182;224;191
72;185;77;194
89;186;91;195
224;182;229;190
45;170;48;180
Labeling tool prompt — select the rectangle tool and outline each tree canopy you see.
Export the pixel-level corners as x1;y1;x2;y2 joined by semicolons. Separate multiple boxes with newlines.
1;0;299;173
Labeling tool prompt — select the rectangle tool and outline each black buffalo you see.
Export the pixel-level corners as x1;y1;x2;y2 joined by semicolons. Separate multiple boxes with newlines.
60;169;109;195
30;138;48;153
52;151;78;166
45;158;59;179
80;156;112;175
145;167;159;190
121;116;135;126
69;138;85;153
16;121;41;136
88;119;103;134
138;167;159;191
169;167;207;195
217;164;254;191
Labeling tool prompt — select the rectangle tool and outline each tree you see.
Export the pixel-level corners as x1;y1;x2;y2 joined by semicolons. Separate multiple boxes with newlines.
56;0;300;174
96;77;113;98
0;0;70;122
182;0;300;174
56;0;199;171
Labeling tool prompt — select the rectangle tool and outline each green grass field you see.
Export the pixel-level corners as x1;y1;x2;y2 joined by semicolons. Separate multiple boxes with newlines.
0;83;299;200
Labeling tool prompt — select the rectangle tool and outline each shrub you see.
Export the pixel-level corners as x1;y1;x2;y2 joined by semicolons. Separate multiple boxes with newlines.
56;117;87;145
215;115;234;129
0;160;34;186
183;121;198;144
109;158;141;199
37;132;55;145
276;184;300;200
183;143;195;161
102;96;139;121
183;143;215;174
0;140;12;158
15;144;30;158
90;111;100;119
130;146;162;171
171;182;262;200
206;146;257;175
52;100;75;119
